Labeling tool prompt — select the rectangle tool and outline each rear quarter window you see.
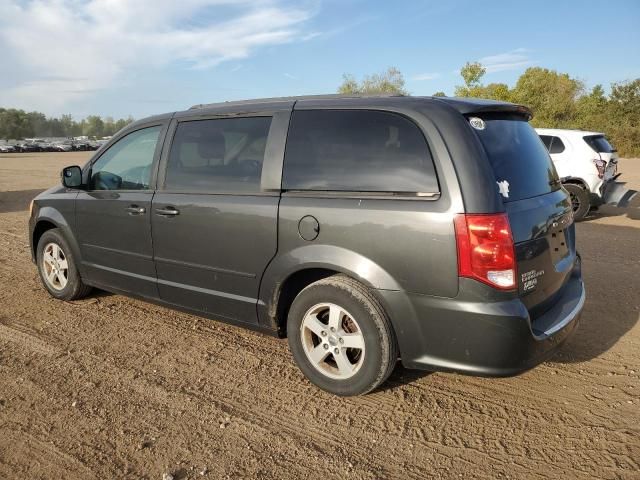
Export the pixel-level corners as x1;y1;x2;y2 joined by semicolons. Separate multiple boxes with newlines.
282;110;439;194
472;116;560;202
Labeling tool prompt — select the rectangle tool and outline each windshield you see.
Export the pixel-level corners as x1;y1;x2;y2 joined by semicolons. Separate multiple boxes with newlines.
472;116;560;202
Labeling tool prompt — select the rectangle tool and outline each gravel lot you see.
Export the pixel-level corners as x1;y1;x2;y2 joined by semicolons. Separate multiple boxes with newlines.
0;152;639;479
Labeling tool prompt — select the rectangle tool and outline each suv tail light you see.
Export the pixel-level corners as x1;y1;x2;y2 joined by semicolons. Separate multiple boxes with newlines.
454;213;516;290
593;159;607;179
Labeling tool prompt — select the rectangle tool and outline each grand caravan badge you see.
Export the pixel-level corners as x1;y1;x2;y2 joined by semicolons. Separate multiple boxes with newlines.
521;269;545;292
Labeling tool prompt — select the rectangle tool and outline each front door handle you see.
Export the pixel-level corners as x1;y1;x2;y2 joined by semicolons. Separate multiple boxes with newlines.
155;206;180;216
125;205;146;215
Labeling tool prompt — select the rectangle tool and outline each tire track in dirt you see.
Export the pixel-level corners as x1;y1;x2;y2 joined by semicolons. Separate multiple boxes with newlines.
0;318;59;356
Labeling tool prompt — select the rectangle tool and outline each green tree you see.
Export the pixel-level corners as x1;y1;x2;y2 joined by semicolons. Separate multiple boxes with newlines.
338;67;408;95
0;109;135;140
432;91;446;97
0;109;33;140
606;79;640;156
460;62;486;88
454;62;487;97
113;116;134;134
480;83;512;102
26;111;48;137
83;115;105;138
511;67;584;127
574;84;608;132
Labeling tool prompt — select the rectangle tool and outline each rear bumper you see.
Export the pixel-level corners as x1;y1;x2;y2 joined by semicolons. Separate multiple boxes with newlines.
378;263;584;377
597;177;638;208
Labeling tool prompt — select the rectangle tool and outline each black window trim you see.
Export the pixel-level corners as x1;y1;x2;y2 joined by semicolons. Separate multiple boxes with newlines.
281;190;441;201
281;108;441;197
83;121;169;193
157;113;282;197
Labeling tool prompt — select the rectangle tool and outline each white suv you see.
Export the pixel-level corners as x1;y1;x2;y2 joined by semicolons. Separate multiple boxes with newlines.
536;128;619;220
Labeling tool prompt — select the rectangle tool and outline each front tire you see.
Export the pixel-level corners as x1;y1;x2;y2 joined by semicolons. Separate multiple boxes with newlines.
563;183;590;221
36;228;91;300
287;275;398;396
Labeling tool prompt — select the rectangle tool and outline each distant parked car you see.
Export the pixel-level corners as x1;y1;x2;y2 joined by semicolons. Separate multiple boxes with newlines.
53;142;74;152
72;141;91;151
17;142;40;153
41;142;58;152
0;144;17;153
88;140;105;150
536;129;620;220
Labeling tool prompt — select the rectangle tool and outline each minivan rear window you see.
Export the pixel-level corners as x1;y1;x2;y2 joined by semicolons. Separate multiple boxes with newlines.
583;135;616;153
472;116;560;202
282;110;438;194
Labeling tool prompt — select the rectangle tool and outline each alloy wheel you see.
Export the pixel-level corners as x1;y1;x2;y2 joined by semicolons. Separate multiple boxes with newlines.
42;242;69;291
300;302;366;380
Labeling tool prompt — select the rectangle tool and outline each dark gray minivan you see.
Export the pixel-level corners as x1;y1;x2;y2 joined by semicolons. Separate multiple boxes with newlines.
29;95;585;396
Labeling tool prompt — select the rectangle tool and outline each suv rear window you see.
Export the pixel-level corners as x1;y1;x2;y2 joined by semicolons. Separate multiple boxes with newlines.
282;110;438;193
583;135;616;153
472;116;560;202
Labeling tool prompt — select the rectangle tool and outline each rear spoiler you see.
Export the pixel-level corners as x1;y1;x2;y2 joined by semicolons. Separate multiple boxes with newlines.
465;104;533;121
432;97;533;120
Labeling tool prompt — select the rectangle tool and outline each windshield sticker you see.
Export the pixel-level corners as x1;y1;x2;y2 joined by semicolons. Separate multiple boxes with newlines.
469;117;485;130
497;180;510;198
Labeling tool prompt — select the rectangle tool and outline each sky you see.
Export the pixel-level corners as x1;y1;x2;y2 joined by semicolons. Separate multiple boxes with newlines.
0;0;638;120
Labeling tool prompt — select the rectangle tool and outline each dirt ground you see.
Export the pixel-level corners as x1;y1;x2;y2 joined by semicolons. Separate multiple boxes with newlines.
0;152;638;479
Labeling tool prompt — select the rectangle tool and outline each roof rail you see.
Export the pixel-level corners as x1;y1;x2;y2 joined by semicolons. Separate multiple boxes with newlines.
188;93;406;110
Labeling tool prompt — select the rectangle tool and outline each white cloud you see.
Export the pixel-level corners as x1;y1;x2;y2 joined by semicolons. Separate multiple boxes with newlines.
0;0;316;113
479;48;534;73
283;72;298;80
411;72;440;81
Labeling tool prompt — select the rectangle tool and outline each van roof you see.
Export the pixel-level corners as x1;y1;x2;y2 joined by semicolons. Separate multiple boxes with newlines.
188;94;532;118
128;95;532;129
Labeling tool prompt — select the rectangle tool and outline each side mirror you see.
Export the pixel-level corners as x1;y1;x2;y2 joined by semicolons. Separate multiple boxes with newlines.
61;165;83;189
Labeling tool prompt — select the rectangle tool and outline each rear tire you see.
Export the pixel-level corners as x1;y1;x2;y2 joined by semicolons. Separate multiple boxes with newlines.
287;275;398;396
563;183;590;221
36;228;92;301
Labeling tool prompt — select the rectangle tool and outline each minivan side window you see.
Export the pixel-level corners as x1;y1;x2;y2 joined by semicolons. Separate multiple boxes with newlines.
282;110;439;193
90;126;161;190
164;117;272;193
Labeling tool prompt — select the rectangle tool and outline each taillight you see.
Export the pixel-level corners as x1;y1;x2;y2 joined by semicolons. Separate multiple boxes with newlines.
454;213;516;290
593;159;607;179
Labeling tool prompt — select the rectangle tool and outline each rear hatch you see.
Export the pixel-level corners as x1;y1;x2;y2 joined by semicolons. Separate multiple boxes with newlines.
583;134;619;181
471;114;576;317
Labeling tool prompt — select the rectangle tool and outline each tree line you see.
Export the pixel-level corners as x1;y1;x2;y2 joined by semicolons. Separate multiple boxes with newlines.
0;108;134;140
339;65;640;157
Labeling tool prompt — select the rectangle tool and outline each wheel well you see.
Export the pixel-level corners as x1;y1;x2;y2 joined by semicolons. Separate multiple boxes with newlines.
562;178;588;190
32;220;57;257
273;268;339;337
